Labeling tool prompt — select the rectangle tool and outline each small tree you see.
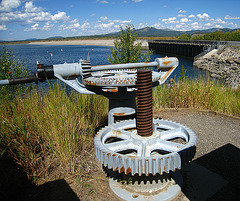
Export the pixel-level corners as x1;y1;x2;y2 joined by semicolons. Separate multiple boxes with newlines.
108;25;152;64
178;34;191;40
0;47;29;100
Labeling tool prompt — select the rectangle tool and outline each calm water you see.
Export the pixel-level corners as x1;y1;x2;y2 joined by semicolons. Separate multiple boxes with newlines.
1;44;209;89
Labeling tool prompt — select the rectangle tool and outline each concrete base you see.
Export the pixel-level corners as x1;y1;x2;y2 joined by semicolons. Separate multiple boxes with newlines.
109;171;183;201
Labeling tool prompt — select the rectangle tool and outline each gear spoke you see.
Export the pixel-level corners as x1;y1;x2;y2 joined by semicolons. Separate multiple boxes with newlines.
101;128;131;143
95;119;196;176
104;139;135;152
158;127;189;141
155;139;185;152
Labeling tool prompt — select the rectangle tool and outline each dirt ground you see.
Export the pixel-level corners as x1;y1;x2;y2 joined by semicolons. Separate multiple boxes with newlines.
1;109;240;201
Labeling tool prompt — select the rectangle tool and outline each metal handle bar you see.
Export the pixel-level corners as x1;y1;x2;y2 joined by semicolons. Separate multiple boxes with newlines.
0;57;178;87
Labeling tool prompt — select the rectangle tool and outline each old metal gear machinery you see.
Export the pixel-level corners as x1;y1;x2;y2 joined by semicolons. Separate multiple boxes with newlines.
94;69;197;200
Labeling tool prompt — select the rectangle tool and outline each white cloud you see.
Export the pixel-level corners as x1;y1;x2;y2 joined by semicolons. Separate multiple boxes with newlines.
100;16;108;22
224;15;240;20
197;13;210;20
178;10;187;13
0;24;7;30
52;11;70;22
204;23;212;27
162;17;178;24
133;0;144;2
177;14;186;18
25;23;39;31
95;22;114;29
96;0;109;3
0;1;71;32
113;19;132;23
215;24;223;28
25;1;40;13
42;22;54;31
180;18;188;23
189;14;195;18
0;0;21;12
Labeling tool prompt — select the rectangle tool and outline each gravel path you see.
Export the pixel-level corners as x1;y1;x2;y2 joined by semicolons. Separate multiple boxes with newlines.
154;109;240;201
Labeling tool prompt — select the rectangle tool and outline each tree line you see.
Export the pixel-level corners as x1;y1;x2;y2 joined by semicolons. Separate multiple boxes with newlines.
178;30;240;41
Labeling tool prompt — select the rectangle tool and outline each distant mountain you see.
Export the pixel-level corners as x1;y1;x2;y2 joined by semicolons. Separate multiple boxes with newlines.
47;36;63;40
24;38;39;41
100;27;239;38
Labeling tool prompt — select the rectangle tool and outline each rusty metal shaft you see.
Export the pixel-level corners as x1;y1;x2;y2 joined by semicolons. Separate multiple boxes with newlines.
136;70;153;137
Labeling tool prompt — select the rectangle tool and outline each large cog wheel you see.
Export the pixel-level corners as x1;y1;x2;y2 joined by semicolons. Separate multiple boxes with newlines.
83;69;163;87
94;119;196;176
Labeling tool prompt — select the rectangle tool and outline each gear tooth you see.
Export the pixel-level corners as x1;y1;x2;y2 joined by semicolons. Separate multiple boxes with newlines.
95;119;196;176
107;153;112;169
152;158;156;175
132;158;137;175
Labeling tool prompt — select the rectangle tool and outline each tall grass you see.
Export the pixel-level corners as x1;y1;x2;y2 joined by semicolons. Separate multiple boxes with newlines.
153;78;240;116
1;77;239;183
0;82;108;180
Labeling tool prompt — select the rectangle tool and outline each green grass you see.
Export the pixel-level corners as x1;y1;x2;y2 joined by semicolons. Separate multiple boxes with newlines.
0;83;108;180
0;78;239;182
153;78;240;116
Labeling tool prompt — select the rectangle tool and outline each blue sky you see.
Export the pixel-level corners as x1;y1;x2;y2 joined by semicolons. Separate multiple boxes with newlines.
0;0;240;41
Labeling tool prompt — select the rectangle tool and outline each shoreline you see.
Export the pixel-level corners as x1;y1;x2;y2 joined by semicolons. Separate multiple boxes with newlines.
28;39;149;49
29;39;116;47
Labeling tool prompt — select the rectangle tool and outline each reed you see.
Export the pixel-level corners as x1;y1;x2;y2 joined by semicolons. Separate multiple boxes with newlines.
0;77;239;182
153;78;240;116
0;82;108;180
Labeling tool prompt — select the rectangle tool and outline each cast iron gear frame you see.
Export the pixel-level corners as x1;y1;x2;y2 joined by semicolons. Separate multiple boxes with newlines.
94;118;197;176
82;69;163;87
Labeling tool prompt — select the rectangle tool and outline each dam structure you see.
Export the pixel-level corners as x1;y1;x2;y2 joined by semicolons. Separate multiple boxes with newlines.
148;40;228;57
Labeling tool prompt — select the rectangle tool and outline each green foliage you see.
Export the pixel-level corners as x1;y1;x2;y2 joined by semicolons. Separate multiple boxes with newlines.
178;34;191;40
153;77;240;116
108;25;152;64
178;30;240;41
191;35;204;40
0;47;29;100
177;65;188;82
203;30;240;41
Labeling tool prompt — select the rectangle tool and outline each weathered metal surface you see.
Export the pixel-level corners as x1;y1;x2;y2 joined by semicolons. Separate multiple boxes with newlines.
94;119;197;176
109;170;183;201
108;107;135;126
136;70;153;137
82;69;163;87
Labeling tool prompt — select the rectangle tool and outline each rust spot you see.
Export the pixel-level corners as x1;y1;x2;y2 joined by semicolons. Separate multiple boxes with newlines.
120;166;125;173
118;155;121;158
163;60;172;66
106;88;118;92
160;67;175;82
107;153;111;156
113;130;123;135
112;154;117;156
126;167;132;174
114;166;118;171
113;112;126;116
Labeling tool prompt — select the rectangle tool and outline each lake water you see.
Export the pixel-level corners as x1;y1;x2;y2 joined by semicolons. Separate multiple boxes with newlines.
1;44;209;89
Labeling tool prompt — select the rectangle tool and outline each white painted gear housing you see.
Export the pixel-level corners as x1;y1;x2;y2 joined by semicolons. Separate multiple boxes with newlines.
94;119;197;176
